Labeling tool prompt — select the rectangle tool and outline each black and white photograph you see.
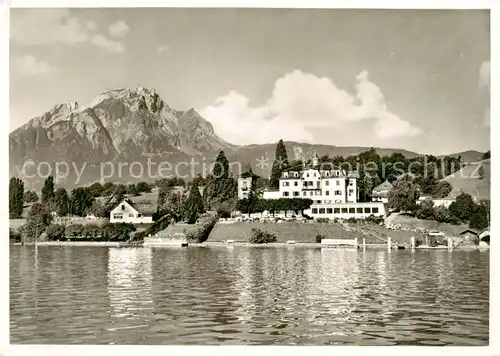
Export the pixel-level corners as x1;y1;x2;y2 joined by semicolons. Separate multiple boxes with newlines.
2;2;495;352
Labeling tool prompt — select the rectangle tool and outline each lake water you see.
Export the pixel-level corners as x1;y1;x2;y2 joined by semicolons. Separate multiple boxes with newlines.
10;246;489;345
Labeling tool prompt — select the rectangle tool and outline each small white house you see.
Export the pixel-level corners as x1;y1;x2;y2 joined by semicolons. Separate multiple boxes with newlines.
110;199;154;224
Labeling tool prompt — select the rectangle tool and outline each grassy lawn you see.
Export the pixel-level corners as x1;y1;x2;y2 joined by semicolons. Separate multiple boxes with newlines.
209;222;392;243
388;214;468;235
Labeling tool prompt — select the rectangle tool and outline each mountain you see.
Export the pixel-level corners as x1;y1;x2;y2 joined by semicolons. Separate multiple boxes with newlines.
9;86;234;188
438;150;485;163
9;85;482;189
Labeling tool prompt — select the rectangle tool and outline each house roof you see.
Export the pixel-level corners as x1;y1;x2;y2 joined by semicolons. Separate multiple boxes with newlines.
115;198;157;216
459;229;479;236
372;180;394;193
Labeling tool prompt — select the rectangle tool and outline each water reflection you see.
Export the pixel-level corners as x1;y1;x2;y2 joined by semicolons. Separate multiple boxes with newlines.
10;247;489;345
107;248;153;321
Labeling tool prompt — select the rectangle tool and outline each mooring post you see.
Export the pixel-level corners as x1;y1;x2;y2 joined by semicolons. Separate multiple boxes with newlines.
388;237;392;251
448;237;453;250
410;236;415;250
354;237;358;249
363;238;366;250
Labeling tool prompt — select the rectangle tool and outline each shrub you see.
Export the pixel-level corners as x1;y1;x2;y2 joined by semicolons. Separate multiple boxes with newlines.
346;217;358;223
9;228;21;243
82;224;101;240
46;224;65;241
316;217;330;224
65;224;85;240
433;206;460;225
249;228;277;244
416;200;435;220
216;206;232;219
185;214;218;243
101;223;136;241
316;234;326;243
365;215;384;224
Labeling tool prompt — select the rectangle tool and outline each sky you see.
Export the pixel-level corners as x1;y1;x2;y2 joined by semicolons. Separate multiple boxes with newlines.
9;8;490;155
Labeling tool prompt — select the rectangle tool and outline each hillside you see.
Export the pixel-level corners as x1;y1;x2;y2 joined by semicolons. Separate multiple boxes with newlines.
438;150;484;163
442;158;490;201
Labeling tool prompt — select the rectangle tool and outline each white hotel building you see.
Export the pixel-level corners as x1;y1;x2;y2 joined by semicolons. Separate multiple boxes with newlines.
260;155;386;219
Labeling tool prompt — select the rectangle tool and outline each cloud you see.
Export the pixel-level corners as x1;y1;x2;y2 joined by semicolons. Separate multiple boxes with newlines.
108;20;130;38
200;70;421;145
479;60;490;89
16;55;59;76
86;21;98;30
91;34;124;53
157;44;171;53
11;9;128;53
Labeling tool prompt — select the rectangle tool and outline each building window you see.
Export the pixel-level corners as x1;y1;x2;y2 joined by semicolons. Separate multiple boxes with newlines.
324;200;332;204
283;172;289;178
315;191;321;196
349;189;354;195
312;208;318;214
372;207;379;214
307;173;310;177
310;191;313;196
294;181;298;186
293;191;299;197
283;192;289;197
113;213;123;219
325;180;329;186
349;180;354;186
357;208;363;214
349;208;355;214
364;207;371;213
327;208;332;214
334;208;340;214
121;205;125;211
319;208;325;214
303;192;306;196
129;213;135;217
326;172;330;176
336;180;340;186
325;191;330;196
316;200;322;204
335;190;342;195
341;208;348;213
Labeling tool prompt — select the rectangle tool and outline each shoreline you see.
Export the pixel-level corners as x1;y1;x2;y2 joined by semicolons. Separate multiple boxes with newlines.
11;241;488;250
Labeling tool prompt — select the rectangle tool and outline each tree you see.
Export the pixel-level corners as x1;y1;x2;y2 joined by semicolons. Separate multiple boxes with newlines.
9;177;24;219
113;184;127;202
89;182;104;197
469;202;489;230
269;139;290;189
24;190;39;203
136;182;152;193
204;151;237;209
448;192;476;221
41;176;55;202
127;184;139;196
22;202;52;242
433;206;459;224
415;200;434;220
89;199;106;218
157;186;185;222
482;150;490;160
388;173;419;213
69;187;93;217
46;224;66;241
432;181;452;198
101;182;116;196
183;181;205;224
54;188;69;216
